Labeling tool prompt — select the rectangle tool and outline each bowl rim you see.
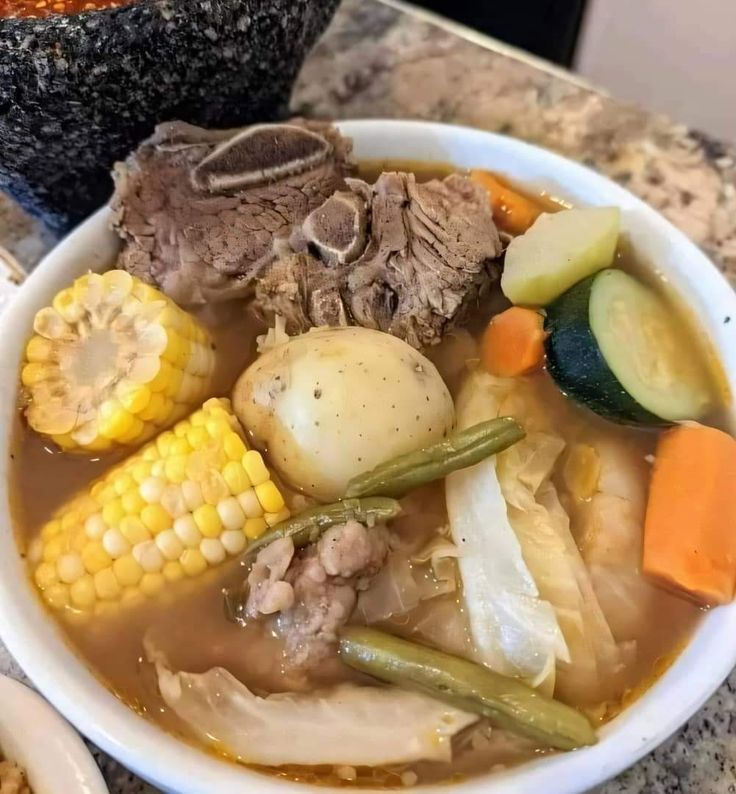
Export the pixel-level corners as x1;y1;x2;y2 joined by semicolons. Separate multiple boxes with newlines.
1;118;735;794
0;674;109;794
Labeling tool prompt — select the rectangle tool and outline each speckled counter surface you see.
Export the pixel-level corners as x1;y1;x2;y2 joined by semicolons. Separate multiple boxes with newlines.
2;0;736;792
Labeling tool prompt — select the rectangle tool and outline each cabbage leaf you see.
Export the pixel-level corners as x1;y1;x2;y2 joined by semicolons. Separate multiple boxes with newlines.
468;370;626;704
446;371;568;690
145;641;477;767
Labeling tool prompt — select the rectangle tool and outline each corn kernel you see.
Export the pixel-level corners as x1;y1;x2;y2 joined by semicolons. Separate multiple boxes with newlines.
25;335;54;362
140;572;165;597
243;450;270;486
43;536;64;564
255;480;285;513
156;431;176;456
160;484;187;519
150;360;175;393
200;538;226;565
60;511;80;532
44;583;70;610
142;444;160;461
130;460;153;484
264;509;288;527
70;575;96;609
139;391;167;424
162;560;184;582
75;495;99;521
94;568;121;601
41;520;62;540
71;530;89;554
172;420;188;437
103;528;131;559
57;553;85;584
173;515;201;548
186;426;209;449
203;472;230;506
164;455;188;485
237;488;263;519
120;587;145;609
205;417;231;440
189;410;206;427
21;362;51;387
102;499;125;527
121;490;146;515
34;562;58;589
217;497;246;531
244;517;267;540
113;555;143;587
223;432;247;461
222;461;250;495
140;505;169;537
192;504;222;538
83;514;106;540
181;480;204;511
170;437;192;456
82;542;112;575
98;402;136;441
119;517;150;546
98;484;117;504
133;541;165;573
181;549;207;577
155;529;184;561
221;530;246;556
163;367;184;399
119;384;151;415
113;473;135;496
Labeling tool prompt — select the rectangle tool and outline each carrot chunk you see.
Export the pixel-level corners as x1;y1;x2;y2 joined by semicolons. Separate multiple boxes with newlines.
643;424;736;605
480;307;547;378
471;169;544;236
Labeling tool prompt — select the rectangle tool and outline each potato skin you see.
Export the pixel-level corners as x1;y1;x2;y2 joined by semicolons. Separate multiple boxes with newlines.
233;327;455;501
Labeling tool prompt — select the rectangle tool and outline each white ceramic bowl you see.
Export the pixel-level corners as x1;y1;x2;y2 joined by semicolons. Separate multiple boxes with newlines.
0;674;108;794
0;120;735;794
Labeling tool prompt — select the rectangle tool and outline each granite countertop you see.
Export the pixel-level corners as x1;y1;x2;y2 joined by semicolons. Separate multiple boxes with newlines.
2;0;736;792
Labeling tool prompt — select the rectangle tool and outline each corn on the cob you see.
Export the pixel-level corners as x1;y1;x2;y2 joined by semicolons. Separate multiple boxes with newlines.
21;270;215;453
28;398;290;618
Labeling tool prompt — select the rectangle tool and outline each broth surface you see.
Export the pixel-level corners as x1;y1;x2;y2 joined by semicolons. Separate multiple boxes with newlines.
9;166;713;786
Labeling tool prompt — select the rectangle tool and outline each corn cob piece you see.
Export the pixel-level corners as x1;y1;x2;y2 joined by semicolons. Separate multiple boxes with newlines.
21;270;215;454
28;398;290;618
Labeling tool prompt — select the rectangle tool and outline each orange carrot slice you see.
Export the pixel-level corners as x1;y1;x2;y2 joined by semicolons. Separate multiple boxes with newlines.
471;169;545;236
481;307;547;378
643;423;736;605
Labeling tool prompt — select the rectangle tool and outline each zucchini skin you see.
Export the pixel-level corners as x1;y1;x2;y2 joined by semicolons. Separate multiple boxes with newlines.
544;275;668;427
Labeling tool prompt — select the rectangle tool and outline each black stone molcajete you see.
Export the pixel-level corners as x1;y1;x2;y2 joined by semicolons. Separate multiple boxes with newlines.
0;0;340;233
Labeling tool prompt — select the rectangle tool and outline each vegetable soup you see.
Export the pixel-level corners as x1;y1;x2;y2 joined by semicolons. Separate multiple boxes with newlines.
10;119;734;787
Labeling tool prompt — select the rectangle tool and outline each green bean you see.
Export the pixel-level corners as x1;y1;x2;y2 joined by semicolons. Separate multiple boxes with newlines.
339;627;596;751
244;497;402;559
344;417;525;499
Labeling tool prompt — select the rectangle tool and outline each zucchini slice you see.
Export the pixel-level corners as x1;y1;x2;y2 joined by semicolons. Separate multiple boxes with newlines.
545;269;713;425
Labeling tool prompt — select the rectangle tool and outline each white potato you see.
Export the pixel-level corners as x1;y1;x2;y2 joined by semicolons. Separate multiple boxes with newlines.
233;327;455;501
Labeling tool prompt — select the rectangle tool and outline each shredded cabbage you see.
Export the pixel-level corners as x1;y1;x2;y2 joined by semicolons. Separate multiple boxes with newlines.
145;641;476;767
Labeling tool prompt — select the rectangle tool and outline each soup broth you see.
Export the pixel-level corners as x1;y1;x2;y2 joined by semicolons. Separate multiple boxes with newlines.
9;162;719;787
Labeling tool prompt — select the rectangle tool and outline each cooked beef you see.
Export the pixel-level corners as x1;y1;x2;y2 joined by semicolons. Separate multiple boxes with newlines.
110;119;354;306
245;521;389;668
255;171;502;348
